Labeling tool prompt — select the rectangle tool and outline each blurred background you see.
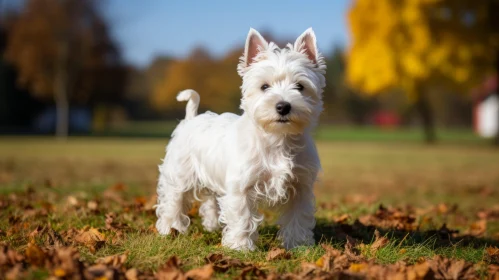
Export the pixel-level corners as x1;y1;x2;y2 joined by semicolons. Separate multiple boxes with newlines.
1;2;499;274
1;0;498;144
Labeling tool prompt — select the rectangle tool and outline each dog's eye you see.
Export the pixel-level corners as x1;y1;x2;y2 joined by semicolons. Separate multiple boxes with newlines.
261;84;270;91
295;83;304;91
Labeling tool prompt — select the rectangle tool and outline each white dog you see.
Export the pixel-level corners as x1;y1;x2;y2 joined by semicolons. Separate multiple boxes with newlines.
155;28;326;251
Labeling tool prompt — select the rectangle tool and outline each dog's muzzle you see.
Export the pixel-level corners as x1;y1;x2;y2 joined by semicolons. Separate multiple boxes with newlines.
276;101;291;116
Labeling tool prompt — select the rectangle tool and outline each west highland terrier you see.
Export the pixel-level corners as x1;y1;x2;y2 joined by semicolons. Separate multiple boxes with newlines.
155;28;326;251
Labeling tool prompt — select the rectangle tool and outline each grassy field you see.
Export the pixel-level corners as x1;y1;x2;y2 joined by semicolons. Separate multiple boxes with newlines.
97;120;488;144
0;131;499;278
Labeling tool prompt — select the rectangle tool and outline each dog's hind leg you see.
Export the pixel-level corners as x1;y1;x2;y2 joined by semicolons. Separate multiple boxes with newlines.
199;195;220;232
155;174;193;235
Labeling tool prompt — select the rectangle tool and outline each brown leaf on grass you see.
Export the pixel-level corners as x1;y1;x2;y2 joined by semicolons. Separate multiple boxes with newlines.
317;244;349;272
156;256;184;280
25;241;45;267
125;268;139;280
359;204;417;231
468;220;487;236
28;225;44;241
0;245;24;267
299;262;337;279
45;247;85;279
406;261;431;280
67;196;80;207
369;229;389;255
205;253;249;272
87;200;99;211
349;262;368;273
488;264;499;280
5;264;23;280
74;227;106;253
96;251;128;267
334;214;350;224
84;264;121;279
486;247;499;264
185;264;214;280
105;212;129;231
266;247;291;261
429;255;475;280
28;225;66;247
237;265;267;280
344;235;364;262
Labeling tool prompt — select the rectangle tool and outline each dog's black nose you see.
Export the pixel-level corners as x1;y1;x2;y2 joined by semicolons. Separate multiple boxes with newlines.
276;101;291;116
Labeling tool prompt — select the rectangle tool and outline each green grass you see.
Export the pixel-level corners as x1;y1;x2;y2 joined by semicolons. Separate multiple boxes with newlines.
0;133;498;277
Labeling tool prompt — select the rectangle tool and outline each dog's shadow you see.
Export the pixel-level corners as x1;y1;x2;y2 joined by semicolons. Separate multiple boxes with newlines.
256;218;499;251
316;218;499;249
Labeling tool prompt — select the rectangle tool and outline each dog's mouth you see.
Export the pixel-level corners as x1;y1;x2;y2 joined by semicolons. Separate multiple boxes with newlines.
276;119;290;124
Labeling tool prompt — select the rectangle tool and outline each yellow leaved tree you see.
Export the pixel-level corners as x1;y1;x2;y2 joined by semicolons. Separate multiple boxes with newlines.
347;0;498;142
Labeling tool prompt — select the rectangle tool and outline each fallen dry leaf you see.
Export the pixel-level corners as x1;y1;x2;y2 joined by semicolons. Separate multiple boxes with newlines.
266;247;291;261
237;265;267;280
369;229;389;255
125;268;138;280
74;227;106;253
0;245;24;267
105;212;129;231
487;247;499;264
409;261;431;279
87;200;99;211
334;214;350;224
317;243;349;272
488;264;499;280
349;262;367;272
25;241;45;267
96;251;128;267
344;235;364;262
429;255;475;280
184;264;214;280
205;253;249;272
84;263;120;279
359;204;417;231
156;256;184;280
468;219;487;236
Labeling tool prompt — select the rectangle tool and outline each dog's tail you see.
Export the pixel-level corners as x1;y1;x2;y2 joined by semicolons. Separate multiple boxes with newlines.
176;89;200;120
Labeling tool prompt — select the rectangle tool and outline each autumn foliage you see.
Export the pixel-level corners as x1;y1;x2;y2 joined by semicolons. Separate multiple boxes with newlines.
347;0;497;97
152;48;243;115
4;0;123;102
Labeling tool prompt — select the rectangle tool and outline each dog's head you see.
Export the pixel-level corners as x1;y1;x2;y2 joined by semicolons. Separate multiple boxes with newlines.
238;28;326;135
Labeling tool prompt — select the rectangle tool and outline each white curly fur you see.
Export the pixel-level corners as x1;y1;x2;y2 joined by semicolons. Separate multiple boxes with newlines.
155;28;326;251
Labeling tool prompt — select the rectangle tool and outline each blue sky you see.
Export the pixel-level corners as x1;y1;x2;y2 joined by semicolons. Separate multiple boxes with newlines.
104;0;350;68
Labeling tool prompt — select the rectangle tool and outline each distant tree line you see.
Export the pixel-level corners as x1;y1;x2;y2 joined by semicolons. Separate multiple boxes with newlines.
2;0;494;143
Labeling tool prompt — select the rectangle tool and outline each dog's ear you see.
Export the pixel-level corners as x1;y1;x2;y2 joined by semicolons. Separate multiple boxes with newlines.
238;28;268;76
294;28;319;64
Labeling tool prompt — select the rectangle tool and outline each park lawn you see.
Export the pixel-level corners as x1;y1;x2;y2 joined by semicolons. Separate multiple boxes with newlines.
0;135;498;278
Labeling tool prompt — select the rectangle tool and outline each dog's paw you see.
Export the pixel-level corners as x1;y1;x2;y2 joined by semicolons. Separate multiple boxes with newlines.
222;237;257;251
282;236;315;250
156;218;173;235
202;219;220;232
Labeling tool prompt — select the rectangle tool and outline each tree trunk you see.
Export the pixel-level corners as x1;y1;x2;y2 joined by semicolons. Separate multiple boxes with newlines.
415;88;436;143
55;39;69;140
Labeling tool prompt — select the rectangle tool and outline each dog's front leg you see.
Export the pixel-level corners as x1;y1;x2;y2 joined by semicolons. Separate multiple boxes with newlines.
277;184;316;249
219;187;262;251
